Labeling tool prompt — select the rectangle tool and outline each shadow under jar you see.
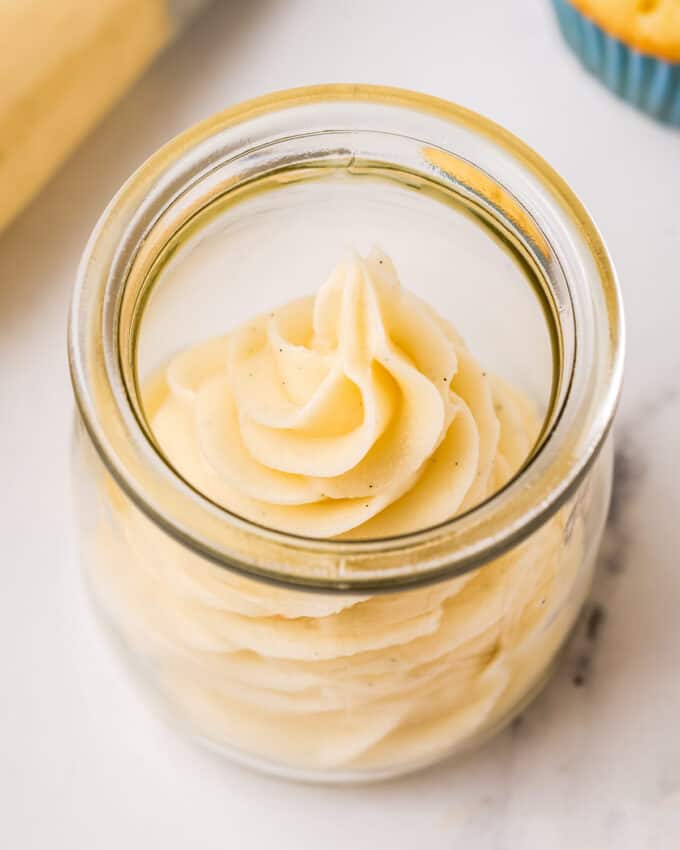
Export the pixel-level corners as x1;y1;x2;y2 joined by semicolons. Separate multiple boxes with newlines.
68;85;624;783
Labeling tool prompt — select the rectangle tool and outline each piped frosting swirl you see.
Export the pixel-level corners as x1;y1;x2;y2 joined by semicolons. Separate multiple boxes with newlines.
149;250;538;538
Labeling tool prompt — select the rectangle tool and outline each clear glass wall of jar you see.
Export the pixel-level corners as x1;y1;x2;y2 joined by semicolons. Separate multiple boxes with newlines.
68;85;624;783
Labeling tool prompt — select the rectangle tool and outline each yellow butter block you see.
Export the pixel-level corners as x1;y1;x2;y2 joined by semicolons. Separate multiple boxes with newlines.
0;0;175;233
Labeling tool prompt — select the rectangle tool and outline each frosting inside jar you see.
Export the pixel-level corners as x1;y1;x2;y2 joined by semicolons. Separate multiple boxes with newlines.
86;249;590;775
148;249;539;538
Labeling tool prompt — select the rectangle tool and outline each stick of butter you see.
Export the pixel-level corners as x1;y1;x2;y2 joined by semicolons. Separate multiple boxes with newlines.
0;0;207;233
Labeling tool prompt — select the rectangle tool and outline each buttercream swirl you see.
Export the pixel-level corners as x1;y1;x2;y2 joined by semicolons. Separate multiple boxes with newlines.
150;249;538;538
84;249;593;775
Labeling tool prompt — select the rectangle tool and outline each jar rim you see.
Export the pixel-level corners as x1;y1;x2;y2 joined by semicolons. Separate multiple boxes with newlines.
68;84;624;592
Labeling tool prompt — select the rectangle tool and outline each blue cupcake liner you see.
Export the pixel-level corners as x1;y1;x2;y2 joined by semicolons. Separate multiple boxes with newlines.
552;0;680;125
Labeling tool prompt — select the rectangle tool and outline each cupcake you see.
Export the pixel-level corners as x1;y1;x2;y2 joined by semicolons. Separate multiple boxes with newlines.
552;0;680;124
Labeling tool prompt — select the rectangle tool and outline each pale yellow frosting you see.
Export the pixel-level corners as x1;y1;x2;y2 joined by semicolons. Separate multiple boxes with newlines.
85;250;590;775
90;479;587;773
149;250;538;538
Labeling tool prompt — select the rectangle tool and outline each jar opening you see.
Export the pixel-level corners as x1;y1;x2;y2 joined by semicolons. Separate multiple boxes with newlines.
126;150;564;542
69;85;624;591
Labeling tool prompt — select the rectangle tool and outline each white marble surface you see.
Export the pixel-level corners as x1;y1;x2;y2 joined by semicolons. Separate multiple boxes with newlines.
1;1;679;847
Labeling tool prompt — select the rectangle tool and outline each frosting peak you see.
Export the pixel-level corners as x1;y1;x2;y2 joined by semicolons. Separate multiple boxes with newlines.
150;250;538;538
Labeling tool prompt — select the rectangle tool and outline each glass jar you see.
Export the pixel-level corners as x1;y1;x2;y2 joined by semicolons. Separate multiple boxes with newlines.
68;85;624;783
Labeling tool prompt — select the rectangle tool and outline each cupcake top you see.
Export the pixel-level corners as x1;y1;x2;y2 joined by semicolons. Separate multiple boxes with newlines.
570;0;680;62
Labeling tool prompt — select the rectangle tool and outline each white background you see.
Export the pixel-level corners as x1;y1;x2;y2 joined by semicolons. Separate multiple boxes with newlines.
2;1;680;847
